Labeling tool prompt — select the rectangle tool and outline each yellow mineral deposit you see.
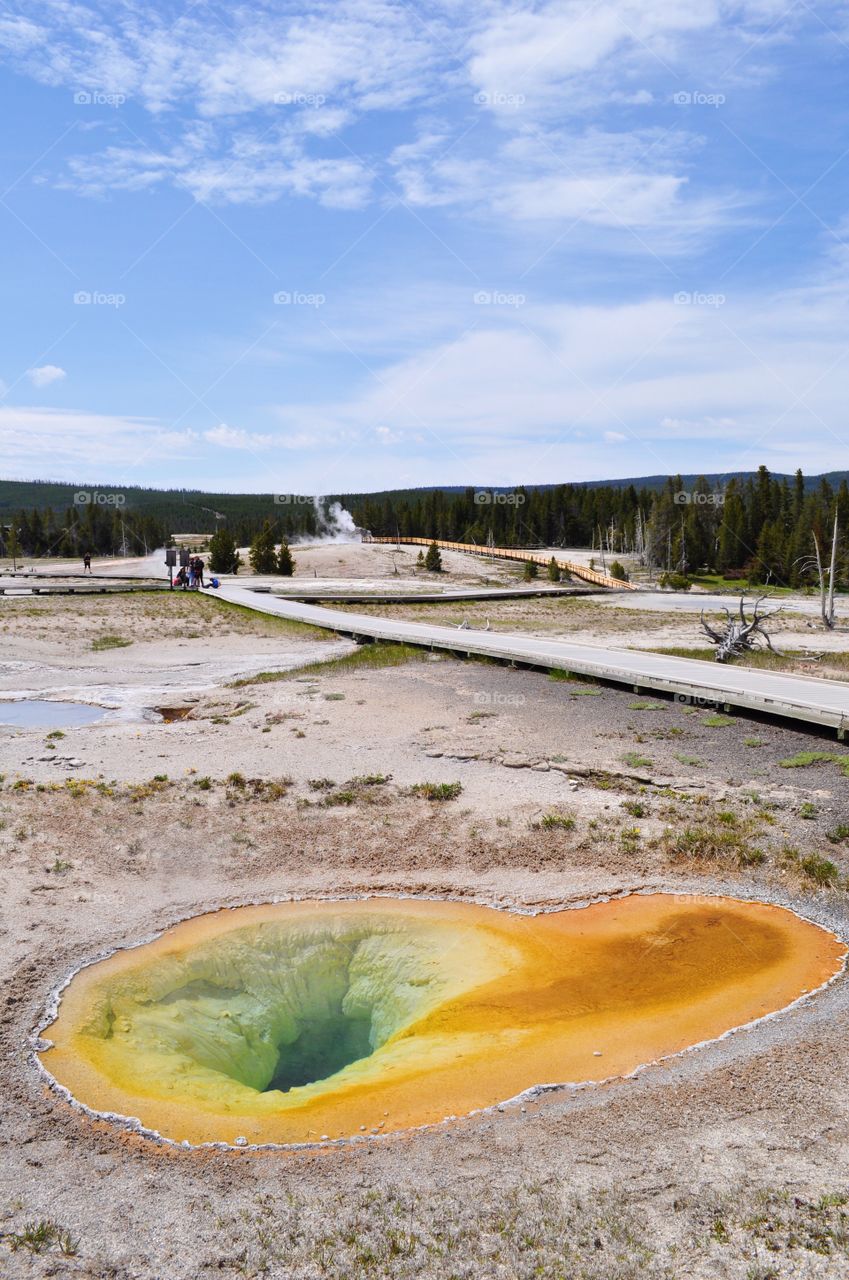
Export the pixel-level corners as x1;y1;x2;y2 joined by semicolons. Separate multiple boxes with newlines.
41;895;845;1146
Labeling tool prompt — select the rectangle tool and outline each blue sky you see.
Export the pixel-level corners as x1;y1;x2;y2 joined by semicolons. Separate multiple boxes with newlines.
1;0;848;494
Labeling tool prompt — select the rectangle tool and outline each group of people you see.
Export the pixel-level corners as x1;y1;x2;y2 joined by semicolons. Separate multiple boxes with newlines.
174;555;206;590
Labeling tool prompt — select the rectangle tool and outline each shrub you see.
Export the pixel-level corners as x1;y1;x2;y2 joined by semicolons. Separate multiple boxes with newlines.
659;571;691;590
608;560;628;581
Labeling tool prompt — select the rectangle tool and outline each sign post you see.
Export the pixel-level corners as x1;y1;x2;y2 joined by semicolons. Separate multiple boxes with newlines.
165;547;177;590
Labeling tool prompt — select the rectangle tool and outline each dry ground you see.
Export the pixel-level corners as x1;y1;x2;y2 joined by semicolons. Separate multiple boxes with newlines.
1;591;849;1277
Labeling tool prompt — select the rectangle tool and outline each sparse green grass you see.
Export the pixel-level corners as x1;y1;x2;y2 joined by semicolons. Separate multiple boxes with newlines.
230;642;427;687
744;736;763;748
675;753;703;767
799;802;817;820
781;846;841;886
621;751;653;769
702;714;735;727
219;1178;849;1278
628;701;665;711
410;781;463;801
780;751;849;777
827;823;849;845
536;812;576;831
5;1220;76;1256
661;822;765;869
91;633;132;650
623;799;648;817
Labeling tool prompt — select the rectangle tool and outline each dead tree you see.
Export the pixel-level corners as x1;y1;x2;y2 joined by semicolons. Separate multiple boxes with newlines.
700;594;781;662
813;512;838;629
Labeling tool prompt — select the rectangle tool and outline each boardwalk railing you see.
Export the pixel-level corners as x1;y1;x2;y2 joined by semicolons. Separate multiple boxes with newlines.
363;536;637;590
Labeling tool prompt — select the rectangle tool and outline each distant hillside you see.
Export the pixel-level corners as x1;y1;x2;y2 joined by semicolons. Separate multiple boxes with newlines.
2;471;847;523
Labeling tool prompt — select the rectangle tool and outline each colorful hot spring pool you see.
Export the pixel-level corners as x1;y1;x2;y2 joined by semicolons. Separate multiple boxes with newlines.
39;895;845;1147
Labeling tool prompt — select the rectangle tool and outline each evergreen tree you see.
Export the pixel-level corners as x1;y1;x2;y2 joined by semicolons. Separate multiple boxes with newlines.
208;527;240;574
277;540;295;576
424;541;443;572
547;556;561;582
249;521;278;574
522;559;538;581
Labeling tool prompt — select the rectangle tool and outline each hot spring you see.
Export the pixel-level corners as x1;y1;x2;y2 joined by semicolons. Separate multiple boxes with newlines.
0;699;107;729
38;895;845;1147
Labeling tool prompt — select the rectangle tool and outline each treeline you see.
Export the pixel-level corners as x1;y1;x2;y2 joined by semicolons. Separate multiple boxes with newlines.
349;467;849;588
0;481;324;546
0;504;167;559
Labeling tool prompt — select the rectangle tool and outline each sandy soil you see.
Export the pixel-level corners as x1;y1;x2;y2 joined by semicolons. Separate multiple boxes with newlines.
1;588;849;1277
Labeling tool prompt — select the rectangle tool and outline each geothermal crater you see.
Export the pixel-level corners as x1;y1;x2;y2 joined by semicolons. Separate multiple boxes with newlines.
39;895;845;1147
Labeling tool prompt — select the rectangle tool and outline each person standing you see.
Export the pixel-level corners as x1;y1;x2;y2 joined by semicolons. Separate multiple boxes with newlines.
83;553;91;574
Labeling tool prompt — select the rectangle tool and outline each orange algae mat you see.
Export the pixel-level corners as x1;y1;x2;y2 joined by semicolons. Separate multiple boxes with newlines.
40;895;845;1147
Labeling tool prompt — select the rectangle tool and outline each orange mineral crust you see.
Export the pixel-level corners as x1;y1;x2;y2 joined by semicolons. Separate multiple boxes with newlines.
40;895;845;1146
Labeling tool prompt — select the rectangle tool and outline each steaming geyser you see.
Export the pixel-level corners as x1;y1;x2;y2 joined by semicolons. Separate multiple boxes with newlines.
40;896;844;1147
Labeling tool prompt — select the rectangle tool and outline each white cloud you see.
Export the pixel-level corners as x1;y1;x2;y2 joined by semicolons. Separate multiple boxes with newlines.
205;424;273;450
27;364;67;388
0;407;197;475
0;0;811;241
266;256;849;482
